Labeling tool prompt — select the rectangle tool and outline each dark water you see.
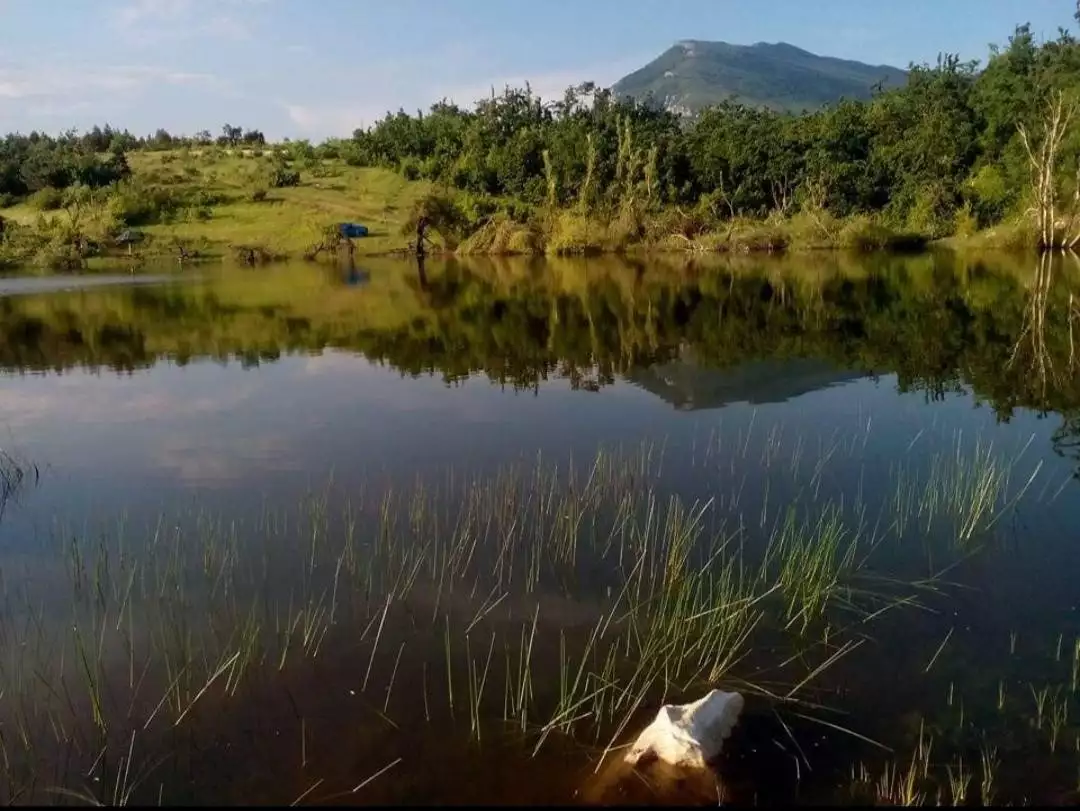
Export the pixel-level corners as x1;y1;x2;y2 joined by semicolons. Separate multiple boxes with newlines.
1;251;1079;805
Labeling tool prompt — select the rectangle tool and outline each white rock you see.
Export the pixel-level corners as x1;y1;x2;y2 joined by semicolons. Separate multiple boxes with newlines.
624;689;744;770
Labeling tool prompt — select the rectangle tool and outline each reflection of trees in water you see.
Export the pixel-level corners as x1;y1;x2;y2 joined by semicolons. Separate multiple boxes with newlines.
1003;252;1080;478
1052;415;1080;476
1008;252;1056;400
3;256;1080;423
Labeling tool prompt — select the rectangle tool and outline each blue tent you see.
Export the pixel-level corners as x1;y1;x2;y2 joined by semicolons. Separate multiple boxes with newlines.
338;223;369;239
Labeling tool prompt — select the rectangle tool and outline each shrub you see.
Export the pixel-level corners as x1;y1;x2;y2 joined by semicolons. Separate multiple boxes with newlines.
251;188;268;202
838;214;927;252
400;158;422;182
952;202;979;239
457;215;543;255
267;164;300;188
402;191;470;249
230;243;287;265
107;181;184;226
29;187;65;211
544;211;606;256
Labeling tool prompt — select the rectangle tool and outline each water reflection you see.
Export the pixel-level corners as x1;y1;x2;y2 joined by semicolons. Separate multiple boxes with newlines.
2;251;1079;446
1;252;1079;804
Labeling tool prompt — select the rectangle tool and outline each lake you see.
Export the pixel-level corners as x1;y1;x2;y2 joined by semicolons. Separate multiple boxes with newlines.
1;250;1078;805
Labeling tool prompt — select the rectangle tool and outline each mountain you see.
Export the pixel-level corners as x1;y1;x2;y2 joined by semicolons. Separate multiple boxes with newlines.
612;40;907;115
627;352;864;412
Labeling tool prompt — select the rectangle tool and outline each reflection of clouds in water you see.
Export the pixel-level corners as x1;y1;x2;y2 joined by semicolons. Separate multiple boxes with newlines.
298;350;516;423
1;352;606;492
0;374;264;431
153;435;305;486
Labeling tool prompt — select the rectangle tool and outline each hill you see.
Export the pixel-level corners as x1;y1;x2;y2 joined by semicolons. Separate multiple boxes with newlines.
611;40;907;115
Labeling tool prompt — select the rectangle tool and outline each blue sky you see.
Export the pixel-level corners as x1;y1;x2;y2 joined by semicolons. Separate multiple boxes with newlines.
0;0;1072;141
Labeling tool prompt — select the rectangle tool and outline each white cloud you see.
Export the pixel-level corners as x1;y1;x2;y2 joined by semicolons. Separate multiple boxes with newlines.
283;103;381;138
0;64;218;101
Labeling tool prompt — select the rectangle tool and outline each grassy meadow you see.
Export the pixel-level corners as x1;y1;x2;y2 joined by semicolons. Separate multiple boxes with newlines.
0;148;433;267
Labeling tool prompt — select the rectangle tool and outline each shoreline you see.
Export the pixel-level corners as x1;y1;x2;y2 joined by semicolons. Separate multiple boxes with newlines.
0;223;1039;277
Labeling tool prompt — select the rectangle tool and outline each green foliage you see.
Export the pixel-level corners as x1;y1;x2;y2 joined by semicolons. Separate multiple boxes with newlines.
29;187;64;211
107;181;186;226
403;190;471;249
0;131;131;199
966;164;1013;225
266;161;301;189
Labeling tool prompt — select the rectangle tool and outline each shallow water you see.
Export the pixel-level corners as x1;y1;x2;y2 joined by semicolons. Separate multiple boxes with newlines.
0;251;1079;805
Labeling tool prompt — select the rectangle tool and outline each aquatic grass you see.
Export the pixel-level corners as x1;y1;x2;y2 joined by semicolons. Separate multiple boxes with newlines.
0;426;1048;803
1032;684;1051;731
980;744;999;805
1049;688;1070;753
945;755;971;806
0;448;38;524
1072;638;1080;693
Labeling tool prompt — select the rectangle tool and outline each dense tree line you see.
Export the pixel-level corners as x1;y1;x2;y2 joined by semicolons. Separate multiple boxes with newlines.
342;23;1080;237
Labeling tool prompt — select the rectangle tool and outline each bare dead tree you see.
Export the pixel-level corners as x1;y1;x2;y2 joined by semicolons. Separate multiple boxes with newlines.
1018;90;1080;251
711;172;736;220
770;174;795;217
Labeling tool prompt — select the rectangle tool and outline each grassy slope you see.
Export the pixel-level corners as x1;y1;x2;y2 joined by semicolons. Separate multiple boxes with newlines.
0;150;432;259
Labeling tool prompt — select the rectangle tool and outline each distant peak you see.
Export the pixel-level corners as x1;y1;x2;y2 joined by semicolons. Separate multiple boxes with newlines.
614;37;908;115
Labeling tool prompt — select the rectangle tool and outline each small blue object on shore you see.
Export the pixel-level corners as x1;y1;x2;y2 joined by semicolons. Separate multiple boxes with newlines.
338;223;369;239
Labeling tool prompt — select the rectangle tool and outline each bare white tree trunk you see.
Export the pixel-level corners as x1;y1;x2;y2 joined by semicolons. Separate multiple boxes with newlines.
1018;91;1080;251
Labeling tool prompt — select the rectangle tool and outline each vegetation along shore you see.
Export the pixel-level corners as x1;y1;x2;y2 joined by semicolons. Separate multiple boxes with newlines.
1;22;1080;273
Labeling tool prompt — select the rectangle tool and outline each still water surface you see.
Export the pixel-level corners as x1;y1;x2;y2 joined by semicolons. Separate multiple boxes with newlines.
0;252;1078;804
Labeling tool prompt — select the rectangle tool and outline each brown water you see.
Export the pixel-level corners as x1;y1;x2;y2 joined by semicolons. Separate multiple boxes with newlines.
1;251;1079;805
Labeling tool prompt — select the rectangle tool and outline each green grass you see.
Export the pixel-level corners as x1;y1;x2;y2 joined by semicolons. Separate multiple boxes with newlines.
0;149;432;266
123;150;431;257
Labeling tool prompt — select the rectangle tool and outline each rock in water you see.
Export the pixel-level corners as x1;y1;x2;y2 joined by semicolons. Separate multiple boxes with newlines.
582;690;745;805
625;690;744;769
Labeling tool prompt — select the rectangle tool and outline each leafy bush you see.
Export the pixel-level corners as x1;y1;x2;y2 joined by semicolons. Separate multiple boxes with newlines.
400;158;422;182
267;164;300;188
29;187;65;211
402;191;469;248
107;181;185;226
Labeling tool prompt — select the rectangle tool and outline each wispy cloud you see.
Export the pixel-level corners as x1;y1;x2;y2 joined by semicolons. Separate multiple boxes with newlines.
0;65;217;100
282;103;381;138
111;0;270;42
0;64;218;101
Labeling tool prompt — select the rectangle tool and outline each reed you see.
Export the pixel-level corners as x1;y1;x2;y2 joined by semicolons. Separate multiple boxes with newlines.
0;425;1047;803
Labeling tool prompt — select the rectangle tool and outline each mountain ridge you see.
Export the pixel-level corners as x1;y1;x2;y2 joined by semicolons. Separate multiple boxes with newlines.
612;40;908;115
